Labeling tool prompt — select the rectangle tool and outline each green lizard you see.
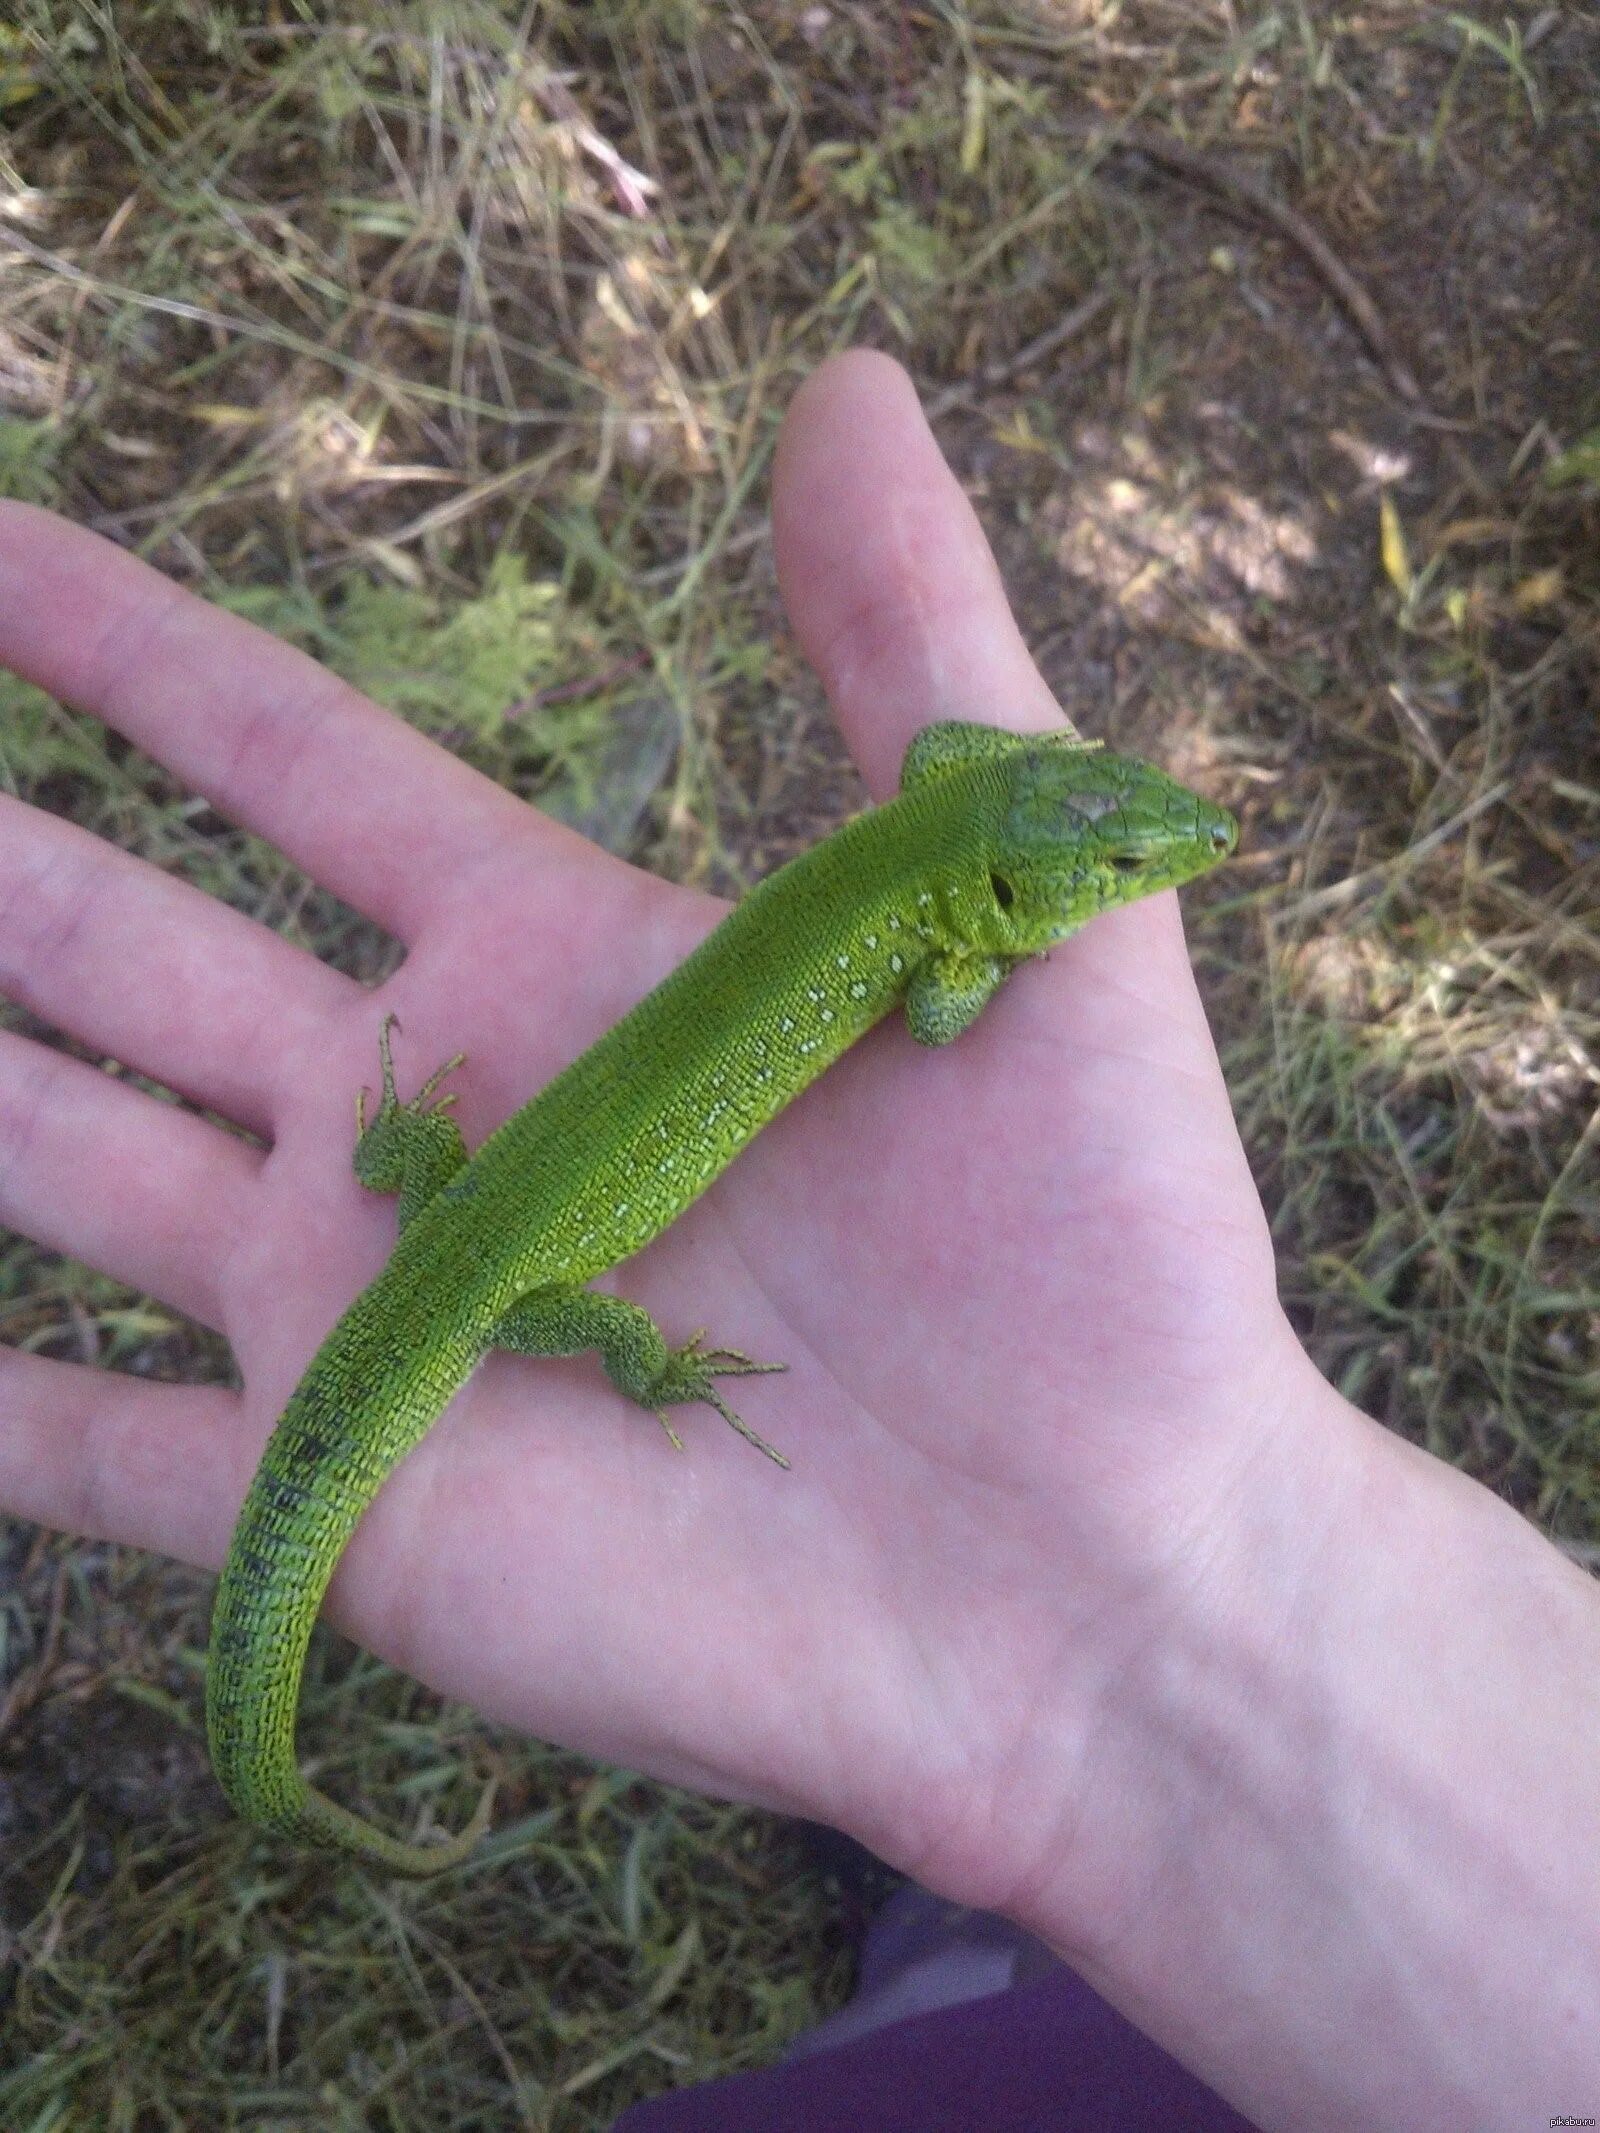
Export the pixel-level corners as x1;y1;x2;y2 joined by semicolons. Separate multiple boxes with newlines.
206;717;1236;1875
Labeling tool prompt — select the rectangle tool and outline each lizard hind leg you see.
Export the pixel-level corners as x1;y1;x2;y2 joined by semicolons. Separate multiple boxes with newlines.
353;1013;470;1229
492;1289;791;1469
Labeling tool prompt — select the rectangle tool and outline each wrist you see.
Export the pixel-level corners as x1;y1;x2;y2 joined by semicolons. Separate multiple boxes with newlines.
1006;1331;1369;1955
1011;1342;1600;2128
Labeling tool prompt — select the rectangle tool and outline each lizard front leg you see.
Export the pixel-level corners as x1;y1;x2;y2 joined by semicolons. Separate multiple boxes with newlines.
492;1289;791;1468
352;1014;468;1227
905;951;1012;1045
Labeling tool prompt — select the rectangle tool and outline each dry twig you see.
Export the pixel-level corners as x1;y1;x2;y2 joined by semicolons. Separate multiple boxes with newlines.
1057;118;1425;406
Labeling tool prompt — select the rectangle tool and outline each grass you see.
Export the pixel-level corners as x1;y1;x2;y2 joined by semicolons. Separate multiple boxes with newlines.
1;0;1597;2121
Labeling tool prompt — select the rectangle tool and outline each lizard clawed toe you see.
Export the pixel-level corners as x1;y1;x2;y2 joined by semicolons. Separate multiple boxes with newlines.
702;1388;790;1469
678;1330;787;1379
649;1335;791;1466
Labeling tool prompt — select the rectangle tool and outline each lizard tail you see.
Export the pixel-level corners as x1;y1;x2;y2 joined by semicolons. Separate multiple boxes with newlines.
207;1283;493;1876
239;1768;499;1878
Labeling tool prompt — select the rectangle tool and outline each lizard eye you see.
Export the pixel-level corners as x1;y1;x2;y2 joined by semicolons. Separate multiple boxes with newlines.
1108;853;1144;877
989;871;1015;909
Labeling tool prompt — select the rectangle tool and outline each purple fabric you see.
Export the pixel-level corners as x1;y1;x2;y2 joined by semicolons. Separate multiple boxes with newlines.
613;1960;1259;2132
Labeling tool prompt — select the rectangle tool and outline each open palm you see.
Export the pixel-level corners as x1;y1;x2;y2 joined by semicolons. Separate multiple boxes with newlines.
0;353;1296;1913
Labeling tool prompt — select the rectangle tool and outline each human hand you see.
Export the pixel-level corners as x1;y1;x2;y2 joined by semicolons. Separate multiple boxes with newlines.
2;352;1301;1906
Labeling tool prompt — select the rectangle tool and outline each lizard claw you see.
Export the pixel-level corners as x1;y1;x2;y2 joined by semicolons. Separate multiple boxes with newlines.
654;1333;791;1467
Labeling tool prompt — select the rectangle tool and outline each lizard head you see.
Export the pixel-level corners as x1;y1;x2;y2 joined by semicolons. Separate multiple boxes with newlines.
977;741;1237;954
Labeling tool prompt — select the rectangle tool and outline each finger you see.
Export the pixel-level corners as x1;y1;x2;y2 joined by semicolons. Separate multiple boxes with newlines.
0;1028;259;1330
772;349;1064;800
0;1346;244;1570
770;350;1205;1029
0;794;345;1133
0;502;530;941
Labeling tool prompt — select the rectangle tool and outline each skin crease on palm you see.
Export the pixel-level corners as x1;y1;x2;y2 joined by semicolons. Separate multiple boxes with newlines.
25;350;1591;2128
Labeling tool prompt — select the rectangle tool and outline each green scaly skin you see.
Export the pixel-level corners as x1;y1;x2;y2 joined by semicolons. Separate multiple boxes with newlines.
205;720;1237;1874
